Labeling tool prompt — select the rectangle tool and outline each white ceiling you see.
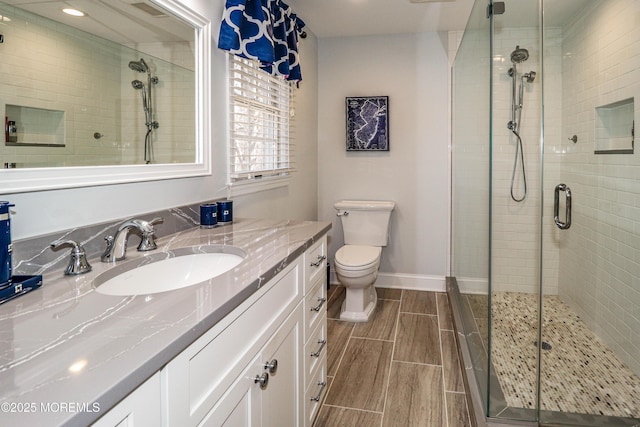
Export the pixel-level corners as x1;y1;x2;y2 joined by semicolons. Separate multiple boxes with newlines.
285;0;476;38
2;0;193;44
285;0;594;38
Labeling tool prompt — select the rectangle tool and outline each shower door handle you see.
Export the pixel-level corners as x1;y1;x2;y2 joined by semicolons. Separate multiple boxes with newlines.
554;184;572;230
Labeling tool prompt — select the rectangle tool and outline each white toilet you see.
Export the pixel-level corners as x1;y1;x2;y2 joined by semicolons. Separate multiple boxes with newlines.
333;200;395;322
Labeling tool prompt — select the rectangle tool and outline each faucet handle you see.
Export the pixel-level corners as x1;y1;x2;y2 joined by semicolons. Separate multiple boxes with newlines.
101;235;115;262
50;239;93;276
137;217;163;252
149;217;163;227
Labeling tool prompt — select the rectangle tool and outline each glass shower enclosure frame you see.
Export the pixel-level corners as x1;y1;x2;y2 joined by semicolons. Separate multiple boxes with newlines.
450;0;640;426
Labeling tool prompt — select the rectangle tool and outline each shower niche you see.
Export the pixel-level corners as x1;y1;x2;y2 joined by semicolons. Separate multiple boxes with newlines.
594;98;634;154
5;105;65;147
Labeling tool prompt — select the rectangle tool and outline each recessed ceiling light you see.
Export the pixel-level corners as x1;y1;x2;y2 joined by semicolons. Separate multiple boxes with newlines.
62;8;86;17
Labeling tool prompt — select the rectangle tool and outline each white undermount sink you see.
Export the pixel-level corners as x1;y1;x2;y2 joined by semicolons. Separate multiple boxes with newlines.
94;245;246;296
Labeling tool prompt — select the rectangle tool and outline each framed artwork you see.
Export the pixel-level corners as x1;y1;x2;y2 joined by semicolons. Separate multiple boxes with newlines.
345;96;389;151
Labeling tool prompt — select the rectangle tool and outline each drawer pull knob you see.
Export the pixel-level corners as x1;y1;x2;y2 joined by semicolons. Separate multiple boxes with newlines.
264;359;278;374
310;297;326;312
310;255;326;267
310;339;327;357
310;381;327;402
254;372;269;390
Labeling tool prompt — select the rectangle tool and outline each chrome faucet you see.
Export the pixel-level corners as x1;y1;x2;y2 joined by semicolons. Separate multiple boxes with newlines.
101;217;163;262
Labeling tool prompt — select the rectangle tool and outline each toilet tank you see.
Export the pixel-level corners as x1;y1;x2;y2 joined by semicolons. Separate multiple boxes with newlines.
334;200;395;246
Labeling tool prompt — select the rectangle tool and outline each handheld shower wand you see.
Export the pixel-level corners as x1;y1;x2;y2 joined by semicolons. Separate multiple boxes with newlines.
131;80;148;118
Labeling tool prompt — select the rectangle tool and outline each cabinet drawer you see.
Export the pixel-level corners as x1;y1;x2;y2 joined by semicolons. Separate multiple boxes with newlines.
163;259;302;427
305;361;327;426
304;315;327;389
304;277;327;340
304;237;326;291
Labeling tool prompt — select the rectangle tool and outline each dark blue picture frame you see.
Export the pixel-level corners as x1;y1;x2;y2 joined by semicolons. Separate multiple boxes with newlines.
345;96;389;151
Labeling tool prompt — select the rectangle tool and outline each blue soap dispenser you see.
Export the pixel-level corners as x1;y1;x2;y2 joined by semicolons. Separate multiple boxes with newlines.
0;201;14;288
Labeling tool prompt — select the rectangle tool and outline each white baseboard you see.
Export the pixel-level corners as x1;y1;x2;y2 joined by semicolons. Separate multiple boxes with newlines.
330;270;446;292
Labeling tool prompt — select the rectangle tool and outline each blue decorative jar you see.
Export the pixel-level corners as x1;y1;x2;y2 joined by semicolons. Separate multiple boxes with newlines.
0;201;14;287
217;200;233;224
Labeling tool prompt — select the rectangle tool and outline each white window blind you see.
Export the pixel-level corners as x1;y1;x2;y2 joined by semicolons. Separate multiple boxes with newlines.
228;56;295;182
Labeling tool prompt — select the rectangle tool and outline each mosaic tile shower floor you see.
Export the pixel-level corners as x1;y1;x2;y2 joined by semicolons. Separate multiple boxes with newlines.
465;292;640;419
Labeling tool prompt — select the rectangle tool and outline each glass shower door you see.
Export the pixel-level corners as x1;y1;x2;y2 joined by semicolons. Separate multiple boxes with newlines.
487;0;543;422
450;0;492;416
539;0;640;424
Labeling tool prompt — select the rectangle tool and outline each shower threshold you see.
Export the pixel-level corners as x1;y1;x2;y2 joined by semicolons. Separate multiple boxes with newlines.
446;277;640;427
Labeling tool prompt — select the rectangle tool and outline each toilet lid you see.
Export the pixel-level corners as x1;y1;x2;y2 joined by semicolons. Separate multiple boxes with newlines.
335;245;381;270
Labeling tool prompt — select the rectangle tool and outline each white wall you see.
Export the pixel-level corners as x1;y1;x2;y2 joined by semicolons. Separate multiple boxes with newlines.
317;32;450;291
2;0;319;240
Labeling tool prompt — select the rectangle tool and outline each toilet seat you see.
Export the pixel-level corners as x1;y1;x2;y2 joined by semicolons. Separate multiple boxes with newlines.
334;245;381;271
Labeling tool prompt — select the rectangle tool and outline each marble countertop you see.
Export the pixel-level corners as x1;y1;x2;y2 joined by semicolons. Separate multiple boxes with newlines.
0;218;331;426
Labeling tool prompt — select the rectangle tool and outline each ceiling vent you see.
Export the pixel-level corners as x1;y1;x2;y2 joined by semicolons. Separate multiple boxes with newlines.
131;2;168;17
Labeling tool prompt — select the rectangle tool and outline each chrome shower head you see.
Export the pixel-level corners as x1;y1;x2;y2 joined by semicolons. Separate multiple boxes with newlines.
128;59;148;73
510;45;529;64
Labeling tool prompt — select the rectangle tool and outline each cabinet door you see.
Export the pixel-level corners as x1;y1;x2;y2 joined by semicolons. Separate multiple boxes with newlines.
198;304;304;427
262;303;304;427
197;354;263;427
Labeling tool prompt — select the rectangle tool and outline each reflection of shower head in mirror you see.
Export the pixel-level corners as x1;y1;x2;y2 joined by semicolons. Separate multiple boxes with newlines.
129;57;158;164
128;59;148;73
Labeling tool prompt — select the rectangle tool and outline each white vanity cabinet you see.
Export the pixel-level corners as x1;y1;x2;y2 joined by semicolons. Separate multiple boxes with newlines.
162;257;304;427
92;233;329;427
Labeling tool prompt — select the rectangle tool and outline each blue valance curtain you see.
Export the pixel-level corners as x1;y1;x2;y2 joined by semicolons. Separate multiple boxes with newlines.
218;0;306;82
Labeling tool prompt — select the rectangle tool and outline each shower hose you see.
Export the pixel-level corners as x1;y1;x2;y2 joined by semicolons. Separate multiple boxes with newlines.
510;129;527;202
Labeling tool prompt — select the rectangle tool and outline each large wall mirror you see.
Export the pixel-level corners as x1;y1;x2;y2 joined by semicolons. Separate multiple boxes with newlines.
0;0;211;193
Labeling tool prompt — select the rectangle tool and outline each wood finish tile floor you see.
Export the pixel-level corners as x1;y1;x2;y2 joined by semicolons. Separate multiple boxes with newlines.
313;286;471;427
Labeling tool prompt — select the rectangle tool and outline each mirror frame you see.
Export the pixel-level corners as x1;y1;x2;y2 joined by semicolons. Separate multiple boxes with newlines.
0;0;211;194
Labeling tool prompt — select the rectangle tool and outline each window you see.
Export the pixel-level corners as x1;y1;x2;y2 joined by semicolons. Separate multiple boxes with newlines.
228;55;295;189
